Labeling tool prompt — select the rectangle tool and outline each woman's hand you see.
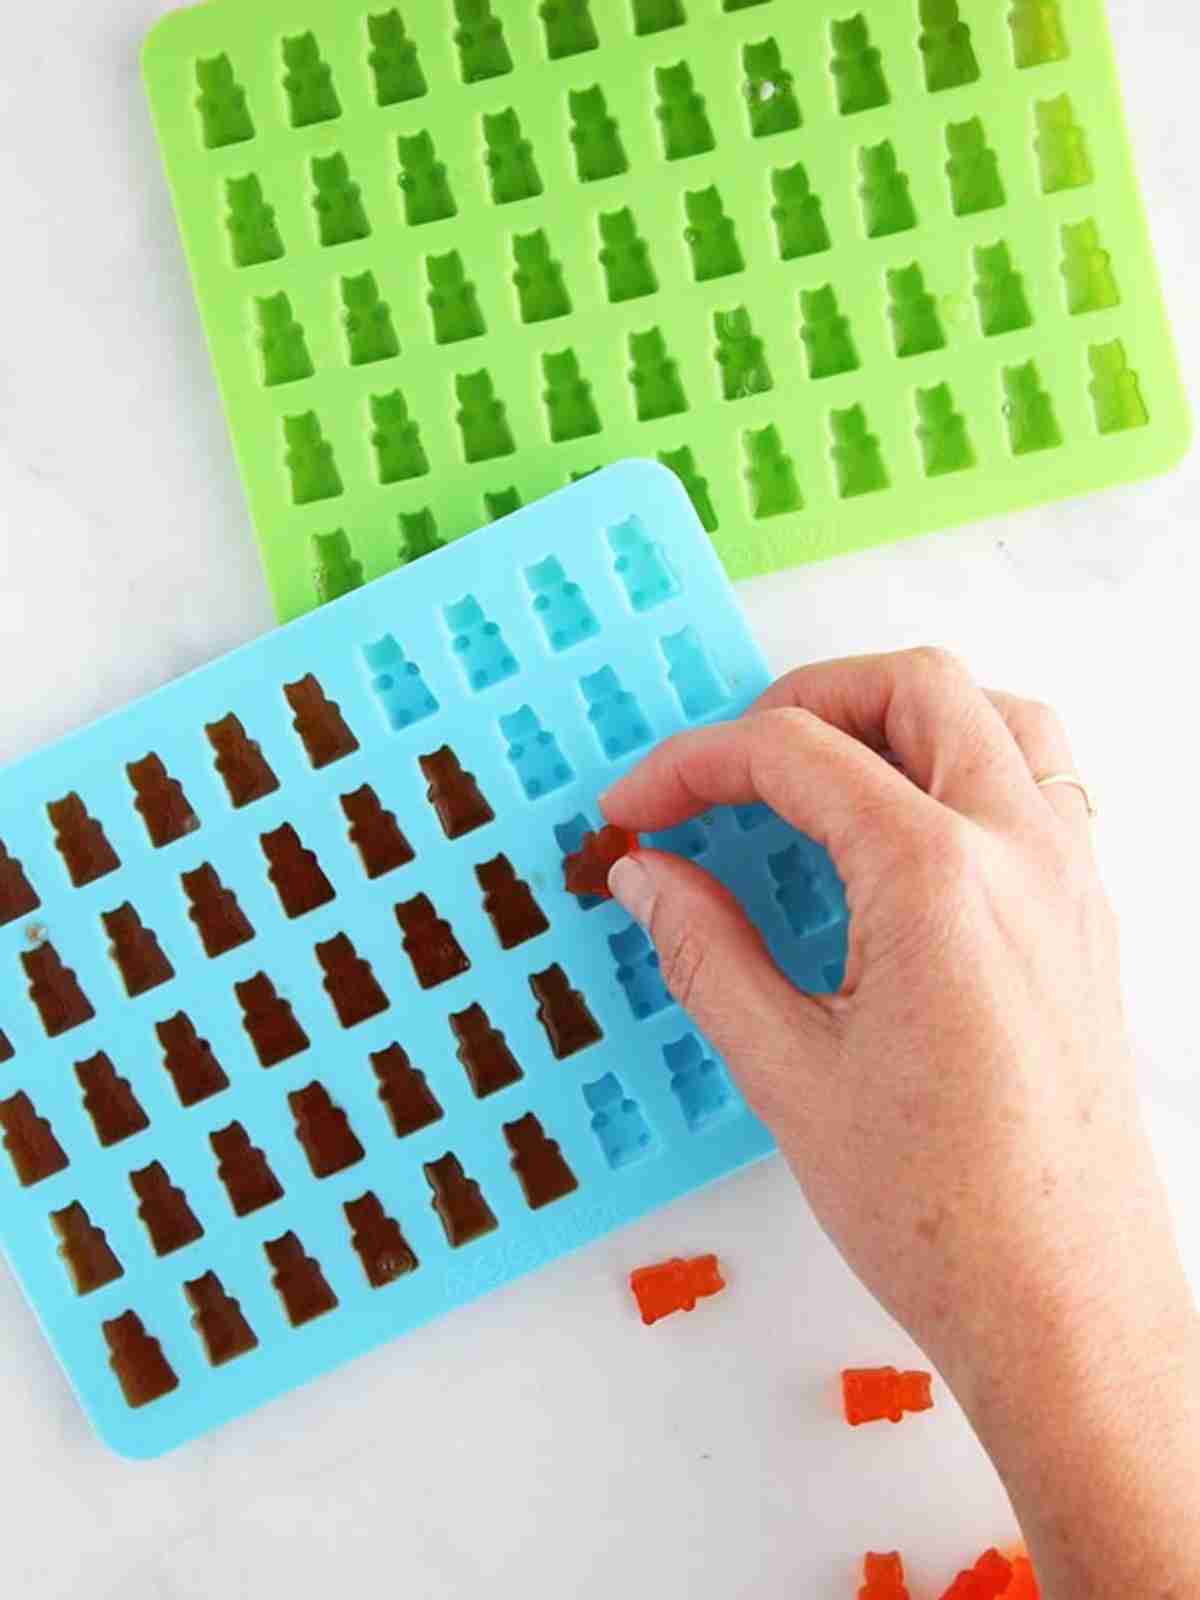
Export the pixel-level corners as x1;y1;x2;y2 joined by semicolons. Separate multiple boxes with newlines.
602;649;1200;1599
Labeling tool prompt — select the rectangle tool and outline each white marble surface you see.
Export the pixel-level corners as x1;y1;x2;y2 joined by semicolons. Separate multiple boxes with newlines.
0;2;1197;1596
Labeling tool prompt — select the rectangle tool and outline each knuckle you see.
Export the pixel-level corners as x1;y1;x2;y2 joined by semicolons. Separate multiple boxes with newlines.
905;645;969;686
911;812;979;898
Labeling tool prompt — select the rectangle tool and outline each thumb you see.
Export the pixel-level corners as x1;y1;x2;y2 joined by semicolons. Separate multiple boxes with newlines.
608;850;837;1122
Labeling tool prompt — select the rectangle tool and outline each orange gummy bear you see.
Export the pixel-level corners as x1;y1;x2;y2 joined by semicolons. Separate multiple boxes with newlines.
563;826;640;899
842;1366;934;1426
630;1254;725;1326
860;1552;911;1599
939;1549;1014;1600
1000;1557;1039;1600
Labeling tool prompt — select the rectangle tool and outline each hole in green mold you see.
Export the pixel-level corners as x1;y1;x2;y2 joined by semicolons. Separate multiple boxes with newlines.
1010;0;1069;68
800;285;859;380
656;63;715;160
452;0;513;83
1035;95;1092;193
915;383;974;477
887;265;945;358
1003;361;1063;455
569;86;628;181
225;176;284;269
514;230;572;323
367;11;428;105
632;0;685;33
599;208;658;302
398;132;457;225
859;140;917;238
974;243;1033;337
283;32;342;128
743;38;801;137
744;424;802;517
946;117;1006;216
312;154;371;247
427;251;486;343
342;272;399;366
543;351;602;442
196;55;255;149
830;405;889;497
771;163;830;260
1061;221;1120;315
371;391;430;484
830;16;889;114
628;329;687;421
256;293;313;388
1088;340;1148;434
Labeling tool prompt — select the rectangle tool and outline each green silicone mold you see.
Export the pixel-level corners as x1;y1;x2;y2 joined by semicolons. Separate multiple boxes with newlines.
145;0;1190;624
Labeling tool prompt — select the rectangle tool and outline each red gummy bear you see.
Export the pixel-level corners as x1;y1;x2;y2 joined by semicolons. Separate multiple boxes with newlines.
1000;1557;1040;1600
939;1549;1013;1600
860;1552;910;1600
630;1254;725;1326
563;826;640;899
842;1367;934;1426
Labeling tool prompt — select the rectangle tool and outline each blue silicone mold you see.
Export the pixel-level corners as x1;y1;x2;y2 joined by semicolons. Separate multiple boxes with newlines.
0;461;846;1457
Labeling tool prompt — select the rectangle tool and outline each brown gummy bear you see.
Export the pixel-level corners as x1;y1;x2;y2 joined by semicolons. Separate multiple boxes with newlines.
126;754;200;848
260;823;336;918
103;904;175;997
236;973;310;1066
504;1113;578;1209
76;1052;150;1146
51;1202;124;1295
371;1043;443;1137
206;713;280;808
395;893;470;988
181;864;255;958
289;1082;365;1177
476;854;549;949
344;1192;418;1286
419;746;494;839
185;1271;258;1366
424;1153;498;1247
450;1003;523;1097
341;784;414;878
265;1231;338;1326
22;942;95;1036
0;841;39;926
210;1121;284;1216
529;964;603;1058
103;1311;179;1408
156;1012;230;1107
563;826;640;899
315;933;389;1026
284;674;360;768
46;793;120;887
130;1161;204;1256
0;1028;12;1064
0;1091;69;1186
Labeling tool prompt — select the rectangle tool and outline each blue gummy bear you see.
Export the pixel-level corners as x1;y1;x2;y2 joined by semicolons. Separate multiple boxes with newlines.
649;817;710;860
768;841;843;937
444;596;519;690
661;626;728;721
582;1072;655;1168
609;924;673;1019
663;1033;732;1131
525;556;599;652
554;812;603;908
734;803;772;832
501;706;574;799
580;666;652;759
362;635;439;730
607;516;680;613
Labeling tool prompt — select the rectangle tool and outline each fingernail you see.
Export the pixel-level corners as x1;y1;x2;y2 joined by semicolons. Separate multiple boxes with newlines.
608;854;655;926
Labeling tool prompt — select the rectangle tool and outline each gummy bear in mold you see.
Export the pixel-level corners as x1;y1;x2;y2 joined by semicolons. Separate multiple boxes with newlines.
367;11;428;106
525;555;599;652
714;307;772;401
946;118;1006;217
52;1203;124;1296
800;285;859;380
743;39;801;139
289;1081;366;1177
580;666;652;759
47;793;120;887
284;673;359;768
363;634;439;731
831;405;889;499
663;1034;733;1131
284;413;343;506
316;933;390;1028
974;243;1033;338
104;904;175;999
235;972;310;1067
342;785;414;879
744;424;802;518
157;1012;230;1108
345;1193;418;1286
530;964;602;1058
563;824;638;899
453;0;513;83
543;350;602;443
0;841;38;926
583;1073;655;1168
103;1313;178;1408
542;0;599;59
456;371;516;463
1036;96;1092;193
182;865;254;960
0;1030;12;1065
210;1122;284;1216
206;714;278;809
483;109;543;206
627;329;687;423
76;1051;150;1147
1003;361;1063;455
372;1043;443;1137
598;208;658;303
661;626;729;720
425;1152;498;1246
186;1271;258;1367
397;132;457;226
130;1161;204;1257
1062;220;1119;315
395;893;470;989
196;55;254;150
342;273;399;368
261;823;336;919
916;383;975;477
370;390;429;485
477;855;549;950
887;265;946;358
265;1232;338;1326
859;142;917;238
656;62;715;161
400;509;445;563
127;754;199;849
830;16;889;115
506;1113;578;1208
610;924;673;1019
427;251;486;345
23;943;95;1037
0;1091;69;1186
632;0;685;33
659;447;718;533
282;33;341;129
769;841;843;937
444;595;519;691
225;175;284;269
256;292;313;390
554;814;604;910
313;530;363;605
311;153;371;247
450;1004;524;1096
1089;341;1148;434
608;515;680;612
771;164;830;261
1010;0;1069;68
918;0;981;93
420;746;495;839
684;187;744;282
513;231;571;325
569;86;627;182
501;707;575;799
